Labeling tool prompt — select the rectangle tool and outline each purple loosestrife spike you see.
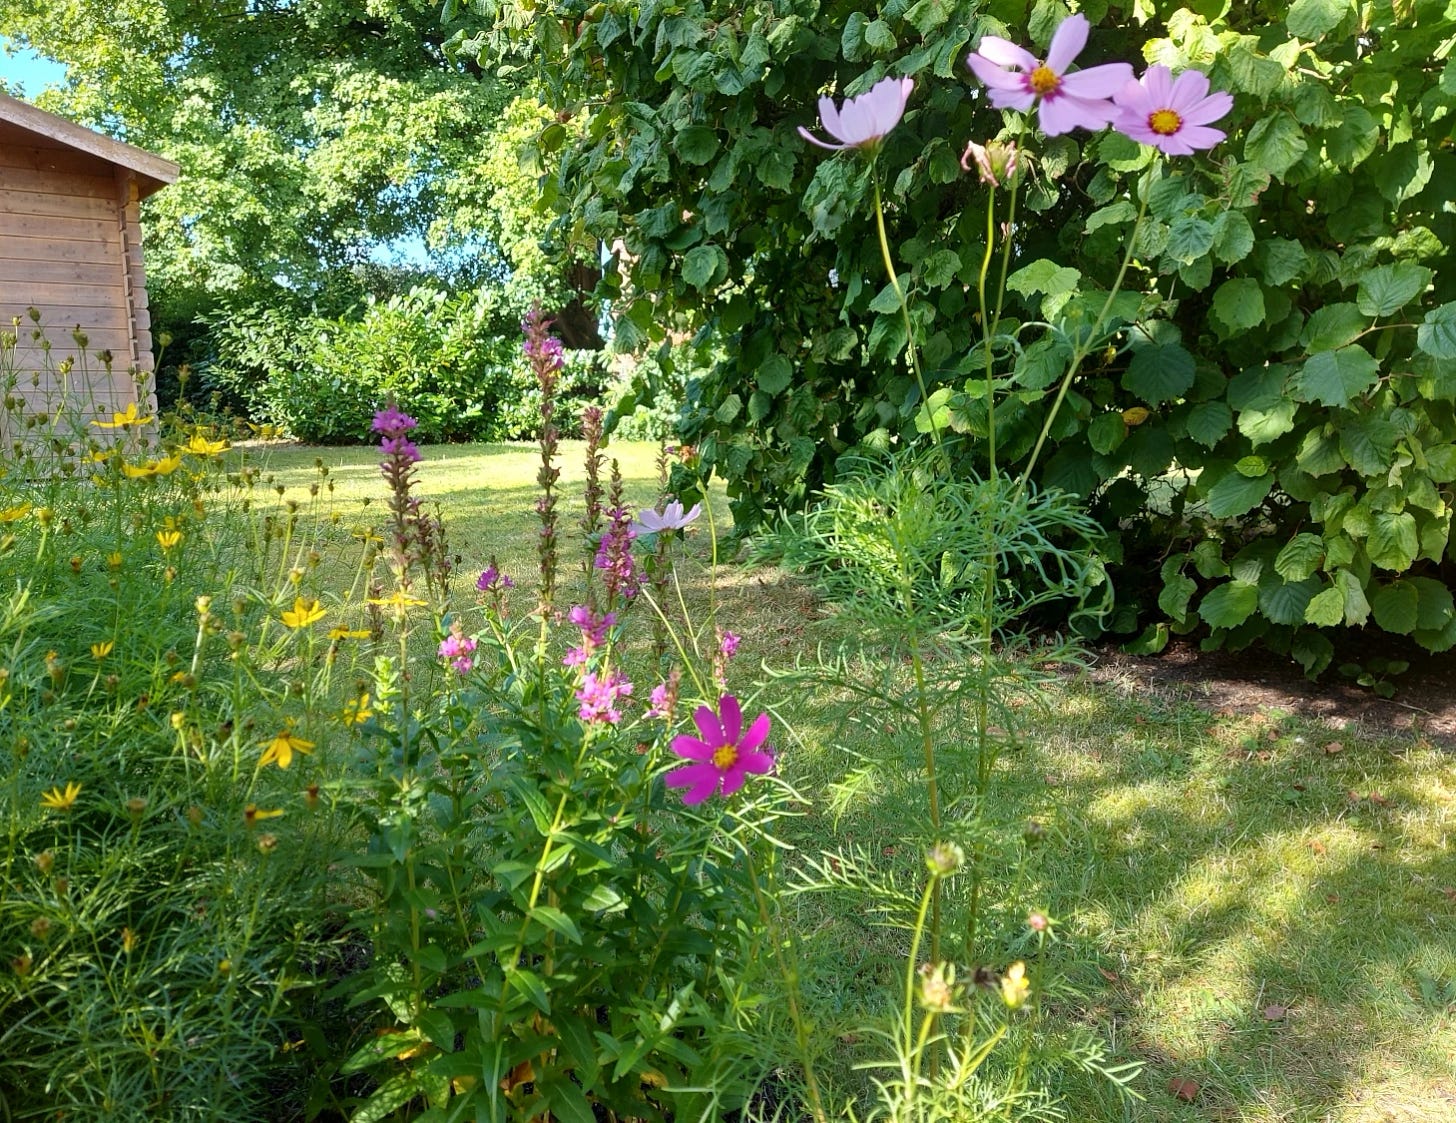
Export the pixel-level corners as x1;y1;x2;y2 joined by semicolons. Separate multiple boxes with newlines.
664;695;775;805
1112;66;1233;155
966;14;1133;136
576;670;632;724
798;76;914;152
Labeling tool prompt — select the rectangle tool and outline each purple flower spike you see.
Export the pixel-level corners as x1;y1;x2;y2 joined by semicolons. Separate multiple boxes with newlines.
373;406;418;437
664;695;774;805
798;76;914;152
1113;66;1233;155
966;14;1132;136
631;500;702;536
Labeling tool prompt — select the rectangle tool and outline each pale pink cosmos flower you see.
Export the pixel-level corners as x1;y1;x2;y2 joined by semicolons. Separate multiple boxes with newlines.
631;500;702;536
664;695;774;805
1112;66;1233;155
966;14;1132;136
798;76;915;152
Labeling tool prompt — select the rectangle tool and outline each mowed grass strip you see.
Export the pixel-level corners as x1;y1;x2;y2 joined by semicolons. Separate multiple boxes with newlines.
259;440;1456;1123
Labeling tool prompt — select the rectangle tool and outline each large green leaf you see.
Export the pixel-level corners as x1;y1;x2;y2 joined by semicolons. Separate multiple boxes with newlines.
1300;303;1367;352
1211;278;1266;335
1286;0;1351;39
1203;464;1274;518
1244;112;1307;178
1356;264;1432;317
1166;216;1215;264
1417;303;1456;360
1291;346;1379;407
1274;532;1325;581
1260;576;1321;626
1371;580;1419;634
1123;342;1196;404
1199;581;1259;628
1185;400;1233;447
1304;585;1345;627
1367;510;1418;571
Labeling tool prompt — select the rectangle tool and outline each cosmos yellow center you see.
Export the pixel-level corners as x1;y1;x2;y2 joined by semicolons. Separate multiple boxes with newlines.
1029;66;1059;95
712;743;740;770
1148;108;1182;135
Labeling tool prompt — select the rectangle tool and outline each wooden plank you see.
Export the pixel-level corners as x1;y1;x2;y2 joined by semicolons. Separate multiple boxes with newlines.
0;303;134;330
0;232;122;266
0;188;116;221
0;164;115;201
0;280;124;307
0;258;124;285
0;94;179;193
0;211;116;243
0;137;115;178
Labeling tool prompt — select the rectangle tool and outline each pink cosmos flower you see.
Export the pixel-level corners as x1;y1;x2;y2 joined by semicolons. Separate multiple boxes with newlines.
1112;66;1233;155
664;695;774;805
966;15;1132;136
631;500;702;536
798;76;914;152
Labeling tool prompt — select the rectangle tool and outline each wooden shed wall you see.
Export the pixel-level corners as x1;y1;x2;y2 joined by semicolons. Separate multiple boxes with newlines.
0;119;156;442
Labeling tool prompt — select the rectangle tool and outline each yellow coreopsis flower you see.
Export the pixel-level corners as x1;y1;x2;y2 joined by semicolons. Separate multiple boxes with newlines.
184;432;230;457
243;804;284;826
90;640;114;660
0;503;32;523
91;402;154;429
40;781;82;812
156;529;182;551
341;693;373;726
327;625;371;640
1000;961;1030;1010
367;591;428;609
259;728;314;770
281;597;326;629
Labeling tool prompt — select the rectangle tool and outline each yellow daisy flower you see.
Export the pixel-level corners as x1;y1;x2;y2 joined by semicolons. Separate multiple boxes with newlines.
91;640;114;660
0;503;32;523
367;591;428;609
280;597;326;629
341;693;373;726
156;529;182;551
40;781;82;812
259;728;314;770
327;625;371;640
90;402;154;429
1000;961;1030;1010
184;433;230;457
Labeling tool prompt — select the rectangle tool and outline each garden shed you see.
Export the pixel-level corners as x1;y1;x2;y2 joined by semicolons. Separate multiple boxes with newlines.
0;90;177;442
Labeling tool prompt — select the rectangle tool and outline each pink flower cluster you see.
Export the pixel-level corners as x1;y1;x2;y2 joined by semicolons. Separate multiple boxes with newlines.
564;604;617;667
438;632;477;675
476;565;515;593
595;507;639;602
373;406;421;464
800;15;1232;159
576;670;633;724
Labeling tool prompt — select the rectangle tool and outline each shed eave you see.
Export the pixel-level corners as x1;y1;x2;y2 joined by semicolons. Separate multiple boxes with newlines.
0;91;179;198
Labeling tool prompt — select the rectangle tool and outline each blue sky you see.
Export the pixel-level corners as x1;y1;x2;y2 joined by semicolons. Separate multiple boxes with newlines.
0;37;68;95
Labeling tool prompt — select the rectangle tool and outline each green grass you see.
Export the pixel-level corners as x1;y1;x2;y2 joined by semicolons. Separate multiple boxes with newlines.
214;440;1456;1120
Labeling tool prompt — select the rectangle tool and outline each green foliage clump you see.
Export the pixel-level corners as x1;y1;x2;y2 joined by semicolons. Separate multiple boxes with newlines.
467;0;1456;667
205;287;610;443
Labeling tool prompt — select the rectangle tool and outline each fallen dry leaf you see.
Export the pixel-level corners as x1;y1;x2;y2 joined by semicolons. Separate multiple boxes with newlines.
1310;840;1326;855
1441;887;1456;902
1262;1004;1287;1021
1167;1077;1200;1102
1097;966;1120;983
1323;741;1344;755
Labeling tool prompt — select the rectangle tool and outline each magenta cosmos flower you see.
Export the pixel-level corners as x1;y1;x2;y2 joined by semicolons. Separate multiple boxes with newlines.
664;695;774;804
1113;66;1233;155
798;76;914;152
966;14;1132;136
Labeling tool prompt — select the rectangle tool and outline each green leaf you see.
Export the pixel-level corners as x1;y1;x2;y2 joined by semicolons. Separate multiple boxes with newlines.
681;244;723;289
758;354;792;396
1007;259;1081;299
1410;576;1455;632
1292;347;1379;408
1193;539;1229;578
715;393;742;424
863;18;897;51
1125;622;1170;653
869;280;907;314
1295;427;1344;476
1014;337;1071;390
1166;215;1215;264
1260;239;1307;286
1123;342;1196;404
1339;418;1397;476
1204;465;1273;518
1159;573;1197;620
1199;581;1259;628
1357;264;1431;317
921;249;962;287
1371;580;1419;634
1244;112;1307;179
1367;510;1418;571
675;125;719;165
1305;585;1345;626
1274;532;1324;581
1236;455;1269;478
1336;568;1371;625
1212;278;1266;335
1260;576;1320;626
1286;0;1350;39
1238;399;1297;447
505;965;551;1014
1212;210;1255;264
1185;400;1233;447
1417;303;1456;360
756;148;795;190
1088;411;1127;455
1300;303;1367;352
546;1081;598;1123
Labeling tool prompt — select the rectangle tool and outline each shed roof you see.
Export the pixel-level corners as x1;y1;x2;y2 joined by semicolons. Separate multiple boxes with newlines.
0;91;179;199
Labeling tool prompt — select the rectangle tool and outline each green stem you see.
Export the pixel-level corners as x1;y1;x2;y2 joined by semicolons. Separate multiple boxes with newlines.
873;168;941;447
909;638;941;964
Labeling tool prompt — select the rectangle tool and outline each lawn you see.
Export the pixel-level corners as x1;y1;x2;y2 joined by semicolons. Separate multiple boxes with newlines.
246;438;1456;1123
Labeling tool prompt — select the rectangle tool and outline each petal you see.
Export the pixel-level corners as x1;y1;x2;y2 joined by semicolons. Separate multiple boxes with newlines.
1176;124;1227;151
1142;65;1174;106
1181;90;1233;126
1167;68;1210;111
817;95;845;143
797;125;847;151
969;54;1034;93
717;694;743;744
719;765;748;798
1045;14;1089;74
1038;93;1112;136
681;503;703;523
671;734;716;762
738;711;772;754
974;36;1036;71
664;762;721;803
986;86;1037;111
692;703;724;744
737;750;775;775
1060;62;1135;99
1112;76;1150;111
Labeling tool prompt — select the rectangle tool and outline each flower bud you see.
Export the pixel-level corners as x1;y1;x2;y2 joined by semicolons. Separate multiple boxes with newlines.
918;962;958;1012
961;139;1019;187
925;841;965;878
